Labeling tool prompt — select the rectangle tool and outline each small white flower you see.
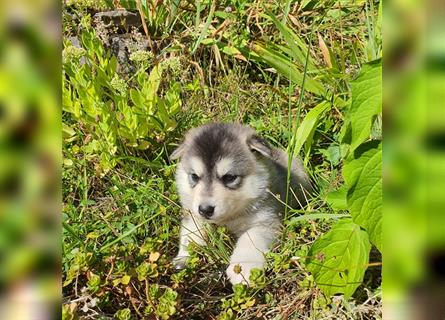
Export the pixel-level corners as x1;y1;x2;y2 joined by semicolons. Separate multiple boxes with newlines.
110;74;128;96
62;45;85;64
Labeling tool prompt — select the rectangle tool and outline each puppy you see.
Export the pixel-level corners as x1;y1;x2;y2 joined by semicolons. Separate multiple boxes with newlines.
170;123;311;285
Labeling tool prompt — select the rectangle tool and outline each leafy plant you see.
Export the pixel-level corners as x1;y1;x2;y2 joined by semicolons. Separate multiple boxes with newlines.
156;288;179;320
308;59;382;297
344;141;382;251
238;6;383;300
63;25;182;175
219;284;255;319
248;268;266;288
346;60;382;152
307;219;371;297
114;308;131;320
136;261;159;280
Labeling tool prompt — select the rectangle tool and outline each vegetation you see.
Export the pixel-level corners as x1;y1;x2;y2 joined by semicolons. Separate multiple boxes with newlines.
62;0;382;318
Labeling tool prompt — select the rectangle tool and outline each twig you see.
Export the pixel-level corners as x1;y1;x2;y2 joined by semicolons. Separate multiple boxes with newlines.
144;279;159;320
189;59;205;87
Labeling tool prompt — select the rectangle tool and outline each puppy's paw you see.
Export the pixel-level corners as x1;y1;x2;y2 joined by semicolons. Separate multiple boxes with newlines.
226;263;262;286
172;255;188;269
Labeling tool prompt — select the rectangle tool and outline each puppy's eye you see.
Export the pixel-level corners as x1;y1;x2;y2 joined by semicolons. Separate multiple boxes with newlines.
222;174;238;184
190;173;200;183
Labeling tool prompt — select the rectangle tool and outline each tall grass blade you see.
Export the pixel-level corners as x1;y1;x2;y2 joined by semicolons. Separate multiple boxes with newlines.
191;0;216;55
265;11;317;72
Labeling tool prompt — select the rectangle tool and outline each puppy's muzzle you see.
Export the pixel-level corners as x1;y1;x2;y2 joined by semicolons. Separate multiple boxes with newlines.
198;204;215;218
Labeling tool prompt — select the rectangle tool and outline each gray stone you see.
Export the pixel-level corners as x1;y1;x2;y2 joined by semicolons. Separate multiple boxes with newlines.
109;34;149;74
93;10;142;32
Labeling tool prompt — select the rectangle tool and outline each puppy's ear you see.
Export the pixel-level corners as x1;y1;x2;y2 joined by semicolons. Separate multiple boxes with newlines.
247;135;273;158
170;142;186;160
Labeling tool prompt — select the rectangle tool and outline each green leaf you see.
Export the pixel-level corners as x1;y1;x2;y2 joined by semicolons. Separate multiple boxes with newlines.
121;275;131;285
200;38;216;45
221;45;241;56
114;308;131;320
326;185;348;211
307;219;371;298
250;43;325;96
143;64;163;111
191;0;216;54
349;59;382;151
264;11;317;72
130;88;144;109
165;82;182;115
343;141;382;252
289;101;331;157
62;124;76;139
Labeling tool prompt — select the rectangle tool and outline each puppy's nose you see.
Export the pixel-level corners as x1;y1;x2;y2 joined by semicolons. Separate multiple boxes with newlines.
198;204;215;218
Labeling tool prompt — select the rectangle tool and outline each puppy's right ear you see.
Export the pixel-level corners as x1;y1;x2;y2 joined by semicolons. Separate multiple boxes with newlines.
247;135;273;158
170;143;186;160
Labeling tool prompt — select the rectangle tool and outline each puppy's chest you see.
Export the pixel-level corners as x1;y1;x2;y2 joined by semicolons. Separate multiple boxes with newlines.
220;209;280;236
221;216;252;235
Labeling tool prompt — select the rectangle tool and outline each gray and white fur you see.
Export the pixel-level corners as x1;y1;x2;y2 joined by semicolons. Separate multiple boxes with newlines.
170;123;311;285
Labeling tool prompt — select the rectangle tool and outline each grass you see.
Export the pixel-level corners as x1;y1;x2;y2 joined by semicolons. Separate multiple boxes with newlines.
62;0;382;319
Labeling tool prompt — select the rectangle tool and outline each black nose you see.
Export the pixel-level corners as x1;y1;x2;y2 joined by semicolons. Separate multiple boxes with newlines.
198;204;215;218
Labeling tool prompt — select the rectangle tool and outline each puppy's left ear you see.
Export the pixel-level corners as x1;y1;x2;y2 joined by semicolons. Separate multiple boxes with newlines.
170;142;186;160
247;135;273;158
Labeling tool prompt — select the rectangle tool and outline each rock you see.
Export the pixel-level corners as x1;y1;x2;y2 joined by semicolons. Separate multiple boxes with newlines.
109;34;149;74
91;10;150;73
93;10;142;32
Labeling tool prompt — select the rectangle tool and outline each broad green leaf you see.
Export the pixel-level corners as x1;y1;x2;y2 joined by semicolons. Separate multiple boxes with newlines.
326;185;348;211
289;101;331;157
250;43;325;96
307;219;371;297
343;141;382;252
62;124;77;142
62;86;81;118
165;83;182;115
130;89;144;109
143;64;163;111
349;59;382;151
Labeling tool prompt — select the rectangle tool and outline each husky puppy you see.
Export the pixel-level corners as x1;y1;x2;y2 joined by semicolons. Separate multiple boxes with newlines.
170;123;311;285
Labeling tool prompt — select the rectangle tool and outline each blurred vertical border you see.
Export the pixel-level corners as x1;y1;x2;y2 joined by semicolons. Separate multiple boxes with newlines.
0;0;60;319
384;0;445;319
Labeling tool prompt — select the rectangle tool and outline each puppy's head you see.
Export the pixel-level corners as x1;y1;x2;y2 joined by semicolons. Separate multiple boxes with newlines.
171;123;272;224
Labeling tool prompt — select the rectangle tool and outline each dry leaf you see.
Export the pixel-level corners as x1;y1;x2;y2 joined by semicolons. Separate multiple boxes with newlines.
149;251;161;262
234;54;247;62
318;33;332;68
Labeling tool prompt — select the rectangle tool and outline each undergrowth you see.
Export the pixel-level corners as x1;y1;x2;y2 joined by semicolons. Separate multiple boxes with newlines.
62;0;382;319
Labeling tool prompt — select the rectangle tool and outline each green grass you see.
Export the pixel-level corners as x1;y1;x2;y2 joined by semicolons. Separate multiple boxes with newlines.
62;0;381;319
